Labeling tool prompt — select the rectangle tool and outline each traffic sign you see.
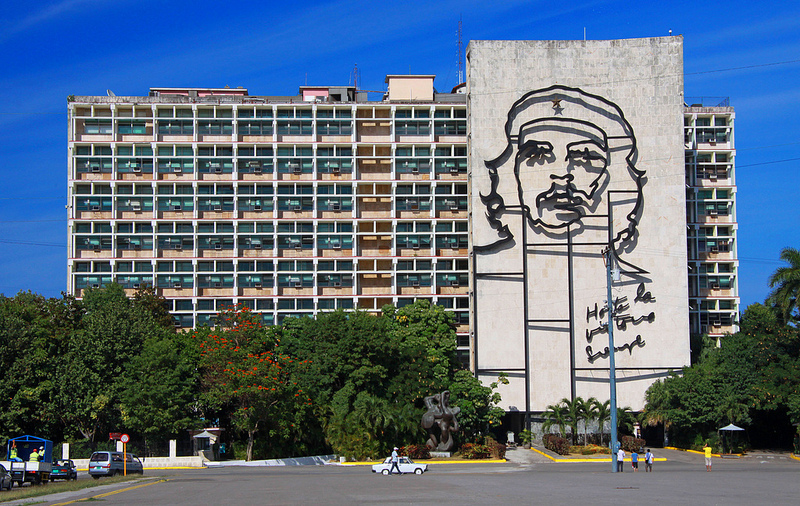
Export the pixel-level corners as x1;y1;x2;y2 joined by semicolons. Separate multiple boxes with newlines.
109;432;121;440
120;434;130;443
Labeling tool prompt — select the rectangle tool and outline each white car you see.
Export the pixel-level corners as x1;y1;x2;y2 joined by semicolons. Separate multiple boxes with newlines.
371;456;428;475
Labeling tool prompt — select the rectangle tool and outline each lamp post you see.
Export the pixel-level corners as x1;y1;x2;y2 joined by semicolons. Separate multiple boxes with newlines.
604;247;619;473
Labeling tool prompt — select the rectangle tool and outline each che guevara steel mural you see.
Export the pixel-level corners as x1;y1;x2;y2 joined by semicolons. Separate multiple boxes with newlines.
473;85;658;391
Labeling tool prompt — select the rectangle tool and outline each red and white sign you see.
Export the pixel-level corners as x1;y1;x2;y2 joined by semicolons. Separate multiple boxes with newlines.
120;434;130;443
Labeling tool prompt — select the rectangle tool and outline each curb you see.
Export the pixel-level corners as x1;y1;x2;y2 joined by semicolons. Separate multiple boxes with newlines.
664;446;732;458
339;459;506;466
530;447;667;464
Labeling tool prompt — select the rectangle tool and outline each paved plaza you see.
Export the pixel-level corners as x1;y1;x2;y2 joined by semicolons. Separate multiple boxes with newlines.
2;449;798;506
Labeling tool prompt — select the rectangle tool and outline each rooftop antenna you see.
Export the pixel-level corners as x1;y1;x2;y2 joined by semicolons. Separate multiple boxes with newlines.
351;63;360;90
457;15;464;84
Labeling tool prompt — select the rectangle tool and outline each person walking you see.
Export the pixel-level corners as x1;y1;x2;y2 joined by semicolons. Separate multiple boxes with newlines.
616;447;625;473
389;447;401;475
631;449;639;472
703;442;712;472
644;449;654;472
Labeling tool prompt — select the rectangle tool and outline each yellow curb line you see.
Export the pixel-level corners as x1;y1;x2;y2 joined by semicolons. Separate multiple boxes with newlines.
50;479;167;506
789;454;800;462
665;446;732;458
530;447;667;463
340;459;506;466
78;467;203;472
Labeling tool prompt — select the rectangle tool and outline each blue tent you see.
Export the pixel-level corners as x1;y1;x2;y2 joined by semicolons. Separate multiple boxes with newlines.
6;435;53;463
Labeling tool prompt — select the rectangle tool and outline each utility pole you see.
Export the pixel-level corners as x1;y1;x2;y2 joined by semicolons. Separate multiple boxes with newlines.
604;246;619;473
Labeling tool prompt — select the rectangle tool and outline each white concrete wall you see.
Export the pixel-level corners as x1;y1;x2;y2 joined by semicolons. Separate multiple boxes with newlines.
468;37;689;412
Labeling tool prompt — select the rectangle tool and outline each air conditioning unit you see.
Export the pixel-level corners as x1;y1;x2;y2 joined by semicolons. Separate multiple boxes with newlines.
214;243;222;250
293;166;303;174
132;283;141;289
709;209;718;216
253;282;262;288
710;283;720;289
214;167;223;174
214;282;222;288
712;320;722;327
332;281;342;287
174;321;181;327
449;280;460;287
332;166;341;174
91;205;101;211
91;166;101;173
709;173;717;180
710;246;719;253
91;283;100;289
173;282;182;289
133;244;141;251
411;166;420;174
253;204;262;211
449;166;460;174
93;245;102;252
331;203;341;211
253;244;262;249
131;203;141;211
253;167;263;174
132;167;142;173
412;243;420;250
173;166;182;173
289;205;302;211
172;205;182;211
294;281;303;288
213;205;222;211
247;161;261;169
411;280;420;287
332;242;342;250
173;244;182;250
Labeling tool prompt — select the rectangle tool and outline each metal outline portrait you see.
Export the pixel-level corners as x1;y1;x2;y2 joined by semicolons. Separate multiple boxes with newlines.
475;84;646;274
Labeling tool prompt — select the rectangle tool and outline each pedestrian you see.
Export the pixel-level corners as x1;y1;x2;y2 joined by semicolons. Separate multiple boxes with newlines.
631;449;639;472
703;442;712;472
389;446;401;475
644;448;654;472
616;446;625;473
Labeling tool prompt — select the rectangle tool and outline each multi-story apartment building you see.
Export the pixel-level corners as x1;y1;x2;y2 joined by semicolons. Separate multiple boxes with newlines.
67;76;470;363
684;99;740;339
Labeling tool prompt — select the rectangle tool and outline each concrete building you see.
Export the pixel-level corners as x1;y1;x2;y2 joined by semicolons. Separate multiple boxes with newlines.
684;101;739;339
67;77;470;363
68;36;738;426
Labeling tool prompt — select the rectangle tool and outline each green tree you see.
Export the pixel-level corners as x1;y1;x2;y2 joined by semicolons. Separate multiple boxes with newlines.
118;330;199;448
448;371;507;442
592;398;611;444
767;247;800;324
542;402;569;438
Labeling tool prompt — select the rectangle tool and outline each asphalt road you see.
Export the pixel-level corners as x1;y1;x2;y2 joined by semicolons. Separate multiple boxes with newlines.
2;450;798;506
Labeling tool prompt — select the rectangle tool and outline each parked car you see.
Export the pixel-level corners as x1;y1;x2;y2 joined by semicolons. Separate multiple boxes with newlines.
0;464;12;490
88;451;143;478
50;459;78;481
371;456;428;475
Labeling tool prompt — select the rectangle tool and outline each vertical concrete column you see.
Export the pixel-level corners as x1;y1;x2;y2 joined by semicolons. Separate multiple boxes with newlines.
62;442;70;460
170;440;177;459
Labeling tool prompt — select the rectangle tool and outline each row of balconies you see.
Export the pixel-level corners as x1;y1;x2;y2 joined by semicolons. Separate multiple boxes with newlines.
73;207;467;221
75;245;468;259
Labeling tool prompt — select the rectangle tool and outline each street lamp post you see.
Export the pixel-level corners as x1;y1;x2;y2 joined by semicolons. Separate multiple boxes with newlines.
604;247;619;473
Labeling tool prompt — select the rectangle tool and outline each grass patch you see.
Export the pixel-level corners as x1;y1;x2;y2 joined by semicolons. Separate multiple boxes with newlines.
0;475;144;503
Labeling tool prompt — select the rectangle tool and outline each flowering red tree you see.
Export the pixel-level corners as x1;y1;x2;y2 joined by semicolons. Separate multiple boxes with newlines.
194;305;310;460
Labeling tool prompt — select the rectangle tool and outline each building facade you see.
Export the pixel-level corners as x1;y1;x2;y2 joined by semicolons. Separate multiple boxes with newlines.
67;77;470;363
469;37;693;419
67;37;738;422
684;101;739;339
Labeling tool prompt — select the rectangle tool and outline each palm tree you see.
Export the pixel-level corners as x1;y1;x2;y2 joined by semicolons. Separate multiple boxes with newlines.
542;402;568;438
617;406;636;436
592;399;611;445
767;247;800;324
578;397;599;445
556;398;582;444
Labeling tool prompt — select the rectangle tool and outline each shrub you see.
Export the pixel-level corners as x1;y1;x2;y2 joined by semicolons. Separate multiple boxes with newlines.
460;443;492;459
402;444;431;460
580;444;611;455
542;434;571;455
621;435;647;452
485;436;506;459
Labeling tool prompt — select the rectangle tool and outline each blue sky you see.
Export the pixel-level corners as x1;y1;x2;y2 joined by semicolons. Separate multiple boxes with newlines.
1;0;798;310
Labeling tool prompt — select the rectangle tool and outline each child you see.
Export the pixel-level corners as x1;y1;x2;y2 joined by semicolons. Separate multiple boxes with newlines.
631;449;639;472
